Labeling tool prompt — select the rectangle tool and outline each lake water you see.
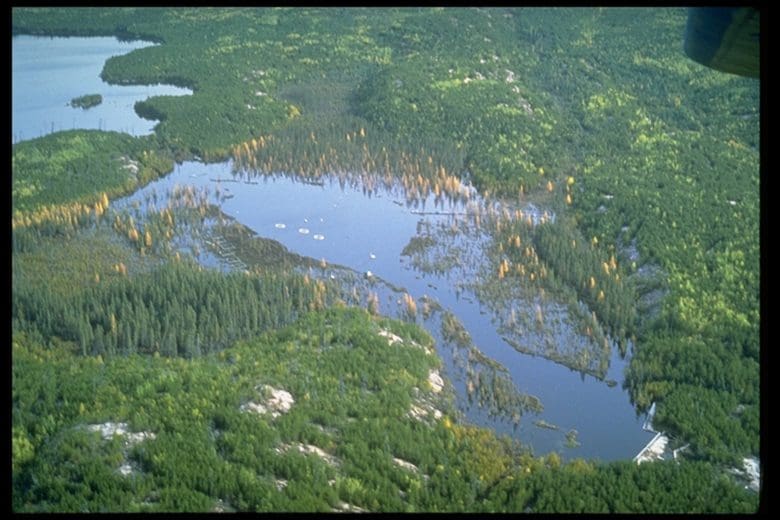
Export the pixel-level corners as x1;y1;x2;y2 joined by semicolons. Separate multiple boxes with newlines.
120;161;655;460
12;35;654;461
12;35;192;143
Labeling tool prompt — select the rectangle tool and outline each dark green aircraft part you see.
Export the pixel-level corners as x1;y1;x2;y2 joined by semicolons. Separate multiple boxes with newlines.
684;7;759;78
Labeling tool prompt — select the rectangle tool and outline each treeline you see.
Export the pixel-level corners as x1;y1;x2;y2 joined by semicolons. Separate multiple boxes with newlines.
355;51;557;195
489;214;636;353
12;130;173;215
625;334;759;462
12;3;759;494
12;261;331;359
15;7;400;161
468;8;759;464
533;220;637;343
440;311;543;423
488;458;758;513
14;8;562;191
12;311;758;513
506;8;760;464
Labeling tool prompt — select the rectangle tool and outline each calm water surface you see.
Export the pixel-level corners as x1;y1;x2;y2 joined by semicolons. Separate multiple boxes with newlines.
125;161;655;460
12;35;191;143
13;35;654;461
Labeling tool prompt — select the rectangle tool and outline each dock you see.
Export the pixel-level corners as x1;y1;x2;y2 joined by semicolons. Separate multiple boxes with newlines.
642;402;657;432
633;431;669;465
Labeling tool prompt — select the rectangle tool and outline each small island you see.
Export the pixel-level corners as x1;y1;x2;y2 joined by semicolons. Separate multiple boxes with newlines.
69;93;102;109
534;419;560;431
565;429;581;449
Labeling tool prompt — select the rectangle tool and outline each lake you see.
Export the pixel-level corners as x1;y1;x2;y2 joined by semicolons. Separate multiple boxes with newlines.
12;35;655;461
12;35;192;143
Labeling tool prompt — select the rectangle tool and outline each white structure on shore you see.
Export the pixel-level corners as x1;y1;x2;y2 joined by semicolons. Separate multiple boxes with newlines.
642;402;657;432
633;431;669;465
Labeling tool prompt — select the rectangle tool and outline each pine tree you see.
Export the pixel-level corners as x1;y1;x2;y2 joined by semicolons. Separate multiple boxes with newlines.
92;325;105;356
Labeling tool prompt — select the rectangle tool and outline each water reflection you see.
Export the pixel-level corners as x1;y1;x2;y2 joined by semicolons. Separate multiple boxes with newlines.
13;34;653;461
115;160;654;461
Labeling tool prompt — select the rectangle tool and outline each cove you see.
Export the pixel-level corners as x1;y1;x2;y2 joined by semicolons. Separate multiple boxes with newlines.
12;35;192;143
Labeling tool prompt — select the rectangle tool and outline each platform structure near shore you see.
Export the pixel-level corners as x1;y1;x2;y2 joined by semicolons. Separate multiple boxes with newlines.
633;401;670;464
633;431;669;464
642;402;657;432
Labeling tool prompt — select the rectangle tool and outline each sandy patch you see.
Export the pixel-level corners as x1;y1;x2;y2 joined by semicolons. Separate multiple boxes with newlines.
378;329;404;345
241;385;294;419
88;422;156;445
119;156;140;175
333;501;367;513
378;329;432;355
392;457;419;473
87;422;155;478
428;370;444;393
276;442;340;467
634;432;668;464
408;403;443;422
742;457;760;492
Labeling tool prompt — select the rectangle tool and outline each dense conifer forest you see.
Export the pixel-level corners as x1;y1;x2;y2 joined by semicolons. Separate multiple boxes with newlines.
12;7;760;512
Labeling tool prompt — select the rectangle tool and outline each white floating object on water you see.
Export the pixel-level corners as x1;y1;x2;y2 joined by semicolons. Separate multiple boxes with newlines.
365;271;373;278
319;218;324;223
304;218;308;223
313;234;325;241
369;253;376;259
298;227;310;234
274;223;286;229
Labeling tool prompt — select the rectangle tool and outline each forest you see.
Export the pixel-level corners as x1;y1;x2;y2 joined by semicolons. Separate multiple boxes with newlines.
12;7;760;512
13;309;756;513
